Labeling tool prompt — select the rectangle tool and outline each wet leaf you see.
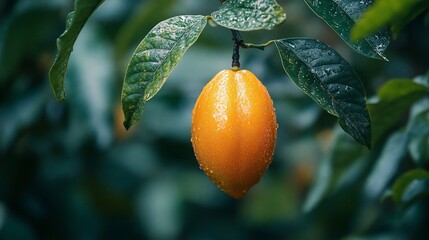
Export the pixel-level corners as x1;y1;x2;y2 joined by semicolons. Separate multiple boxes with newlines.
352;0;429;40
49;0;105;101
121;15;207;129
368;79;429;145
211;0;286;31
304;0;389;60
275;38;371;148
392;169;429;206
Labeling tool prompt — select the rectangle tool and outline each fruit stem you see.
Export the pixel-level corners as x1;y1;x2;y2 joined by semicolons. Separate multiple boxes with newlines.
231;30;241;69
219;0;241;68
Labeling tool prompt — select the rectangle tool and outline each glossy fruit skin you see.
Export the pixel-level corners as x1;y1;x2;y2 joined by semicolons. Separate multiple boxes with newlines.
191;69;277;199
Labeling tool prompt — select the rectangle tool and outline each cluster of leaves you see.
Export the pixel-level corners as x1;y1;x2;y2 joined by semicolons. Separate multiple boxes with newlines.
304;0;429;218
46;0;429;211
305;72;429;213
49;0;397;149
2;0;429;239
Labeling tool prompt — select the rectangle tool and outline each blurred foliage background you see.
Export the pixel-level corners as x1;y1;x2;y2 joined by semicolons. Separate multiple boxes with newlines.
1;0;428;239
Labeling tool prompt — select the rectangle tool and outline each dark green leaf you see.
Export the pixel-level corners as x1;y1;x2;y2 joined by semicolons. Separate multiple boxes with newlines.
0;7;60;83
364;132;406;200
390;2;429;38
351;0;428;41
406;98;429;165
368;79;429;145
67;23;114;149
392;169;429;206
121;15;207;130
275;38;371;148
304;0;389;60
303;127;367;212
211;0;286;31
0;87;46;152
401;187;429;211
49;0;105;101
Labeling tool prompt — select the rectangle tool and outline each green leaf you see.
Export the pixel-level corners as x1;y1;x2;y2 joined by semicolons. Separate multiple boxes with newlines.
351;0;429;41
406;98;429;165
364;131;406;200
121;15;207;130
0;7;60;83
390;2;429;38
49;0;105;102
392;169;429;206
211;0;286;31
303;127;367;212
368;79;429;145
304;0;389;60
274;38;371;148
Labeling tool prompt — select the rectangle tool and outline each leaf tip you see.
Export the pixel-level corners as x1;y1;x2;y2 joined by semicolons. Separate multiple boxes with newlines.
123;121;131;131
122;112;135;131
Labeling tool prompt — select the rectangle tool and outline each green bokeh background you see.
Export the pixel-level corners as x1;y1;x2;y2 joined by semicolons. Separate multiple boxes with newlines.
1;0;428;239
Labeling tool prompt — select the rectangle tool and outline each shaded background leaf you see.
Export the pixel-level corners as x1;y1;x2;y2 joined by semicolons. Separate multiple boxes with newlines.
351;0;429;40
304;0;389;60
363;131;407;200
0;5;60;84
121;15;207;129
368;78;429;145
275;38;371;147
211;0;286;31
406;98;429;165
392;169;429;206
303;127;368;212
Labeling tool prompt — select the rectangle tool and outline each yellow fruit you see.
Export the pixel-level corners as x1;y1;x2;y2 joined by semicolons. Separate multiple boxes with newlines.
191;69;278;198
